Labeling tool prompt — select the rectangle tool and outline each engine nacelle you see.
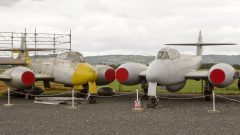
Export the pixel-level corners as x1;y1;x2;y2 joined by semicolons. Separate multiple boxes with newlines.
116;62;147;85
166;81;186;92
208;63;236;88
3;67;35;89
95;65;115;85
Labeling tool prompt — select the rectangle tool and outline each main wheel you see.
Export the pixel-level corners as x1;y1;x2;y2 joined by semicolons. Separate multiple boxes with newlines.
204;81;213;101
32;87;44;95
147;97;158;108
141;88;149;100
204;91;212;101
88;96;97;104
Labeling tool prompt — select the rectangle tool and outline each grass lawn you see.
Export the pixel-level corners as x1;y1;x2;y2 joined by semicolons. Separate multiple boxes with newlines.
0;80;240;96
102;80;240;95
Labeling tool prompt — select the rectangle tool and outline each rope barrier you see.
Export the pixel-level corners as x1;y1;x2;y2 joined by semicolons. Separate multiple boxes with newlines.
215;94;240;103
3;89;240;103
138;91;205;100
7;89;136;98
10;90;73;97
158;95;205;100
76;92;136;98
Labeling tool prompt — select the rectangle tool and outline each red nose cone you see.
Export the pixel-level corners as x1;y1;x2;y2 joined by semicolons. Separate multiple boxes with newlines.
210;69;225;84
116;68;128;82
22;71;35;86
105;69;115;82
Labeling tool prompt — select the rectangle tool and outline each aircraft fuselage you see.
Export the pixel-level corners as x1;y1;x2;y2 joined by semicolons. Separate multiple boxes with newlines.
30;58;97;87
146;55;202;86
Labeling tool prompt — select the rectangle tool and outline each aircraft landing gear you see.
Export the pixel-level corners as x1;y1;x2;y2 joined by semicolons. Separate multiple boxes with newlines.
31;87;44;95
88;95;96;104
141;88;149;100
147;97;158;108
141;81;148;100
204;81;213;101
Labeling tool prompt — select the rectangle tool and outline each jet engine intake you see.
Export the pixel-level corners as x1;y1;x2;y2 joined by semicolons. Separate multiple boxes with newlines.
208;63;236;88
4;67;35;89
95;65;115;85
116;63;147;85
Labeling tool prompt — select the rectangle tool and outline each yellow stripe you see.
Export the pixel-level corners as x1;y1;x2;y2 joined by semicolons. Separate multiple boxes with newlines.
72;63;97;91
88;81;97;94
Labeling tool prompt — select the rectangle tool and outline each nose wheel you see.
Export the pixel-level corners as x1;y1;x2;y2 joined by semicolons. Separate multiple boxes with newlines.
140;80;149;100
87;95;96;104
141;88;149;100
204;81;213;101
147;97;158;108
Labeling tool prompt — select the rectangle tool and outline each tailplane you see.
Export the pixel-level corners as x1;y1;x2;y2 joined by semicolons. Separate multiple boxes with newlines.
165;30;236;56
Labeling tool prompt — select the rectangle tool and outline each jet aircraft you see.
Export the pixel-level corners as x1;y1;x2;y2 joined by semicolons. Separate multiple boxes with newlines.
0;36;115;103
115;31;238;108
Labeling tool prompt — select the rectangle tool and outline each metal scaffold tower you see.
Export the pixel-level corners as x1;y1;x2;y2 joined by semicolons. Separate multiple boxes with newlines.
0;28;72;65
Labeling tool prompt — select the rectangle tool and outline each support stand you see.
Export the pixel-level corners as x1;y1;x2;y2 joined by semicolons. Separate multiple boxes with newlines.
25;94;29;100
3;88;14;108
208;91;219;113
65;89;77;110
132;89;143;111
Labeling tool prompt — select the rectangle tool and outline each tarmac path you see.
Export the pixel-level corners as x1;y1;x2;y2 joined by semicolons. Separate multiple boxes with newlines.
0;94;240;135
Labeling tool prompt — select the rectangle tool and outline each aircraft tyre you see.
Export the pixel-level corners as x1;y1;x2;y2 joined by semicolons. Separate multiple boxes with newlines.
204;81;213;101
88;96;97;104
32;87;44;95
76;92;87;98
147;97;158;108
141;88;149;100
204;92;212;101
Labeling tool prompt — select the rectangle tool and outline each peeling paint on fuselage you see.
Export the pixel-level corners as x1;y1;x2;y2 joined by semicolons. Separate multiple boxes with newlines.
29;57;96;86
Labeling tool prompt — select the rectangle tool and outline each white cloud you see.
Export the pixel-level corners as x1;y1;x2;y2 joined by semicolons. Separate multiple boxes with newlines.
0;0;240;56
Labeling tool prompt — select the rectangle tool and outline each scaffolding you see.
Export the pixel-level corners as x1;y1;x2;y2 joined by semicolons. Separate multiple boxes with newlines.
0;28;72;65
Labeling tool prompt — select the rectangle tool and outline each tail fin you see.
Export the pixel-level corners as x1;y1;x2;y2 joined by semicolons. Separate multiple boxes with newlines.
165;30;236;56
196;30;203;56
16;34;31;65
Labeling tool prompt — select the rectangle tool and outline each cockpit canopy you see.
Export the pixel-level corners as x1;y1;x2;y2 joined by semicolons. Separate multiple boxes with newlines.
56;51;84;62
156;47;180;60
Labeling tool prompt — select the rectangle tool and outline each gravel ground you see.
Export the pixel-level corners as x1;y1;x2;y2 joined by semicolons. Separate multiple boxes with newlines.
0;94;240;135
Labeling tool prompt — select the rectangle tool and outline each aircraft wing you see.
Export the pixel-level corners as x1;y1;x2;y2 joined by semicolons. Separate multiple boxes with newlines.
139;70;147;77
35;74;54;81
0;74;12;81
185;70;209;80
166;43;236;46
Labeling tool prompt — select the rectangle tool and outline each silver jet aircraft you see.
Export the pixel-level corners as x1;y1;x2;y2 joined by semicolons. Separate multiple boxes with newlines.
115;31;238;108
0;36;115;103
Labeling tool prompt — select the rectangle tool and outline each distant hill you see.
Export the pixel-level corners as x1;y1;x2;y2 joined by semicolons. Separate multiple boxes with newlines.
202;55;240;65
85;55;154;65
84;55;240;65
29;54;240;65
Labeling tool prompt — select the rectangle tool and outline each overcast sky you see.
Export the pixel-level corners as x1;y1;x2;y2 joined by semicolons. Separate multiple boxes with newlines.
1;0;240;56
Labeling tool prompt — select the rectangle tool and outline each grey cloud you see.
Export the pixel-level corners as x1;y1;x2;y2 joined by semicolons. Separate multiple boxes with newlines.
0;0;44;7
0;0;240;56
0;0;20;7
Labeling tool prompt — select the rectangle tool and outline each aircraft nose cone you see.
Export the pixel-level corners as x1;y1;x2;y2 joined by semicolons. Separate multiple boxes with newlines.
21;71;35;86
72;63;97;85
146;60;168;84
